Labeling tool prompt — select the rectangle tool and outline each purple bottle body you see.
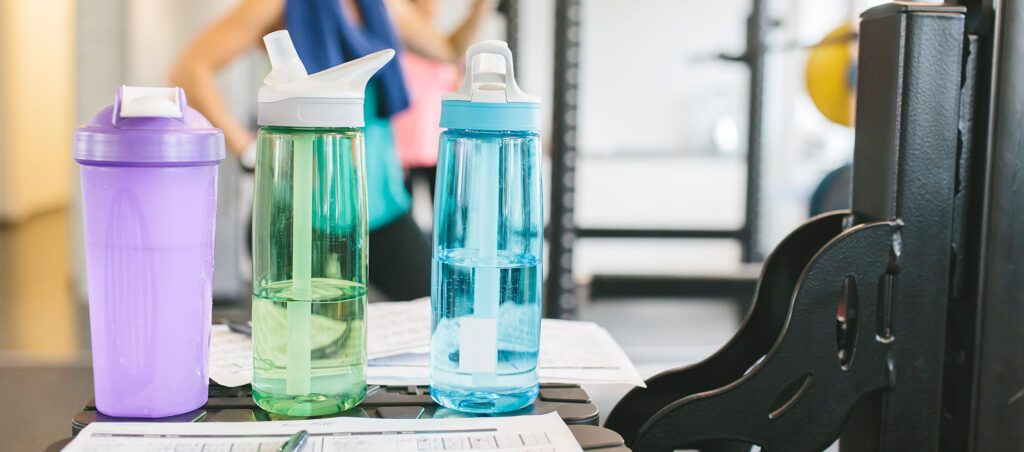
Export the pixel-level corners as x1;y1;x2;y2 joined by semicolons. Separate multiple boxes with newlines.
74;87;225;417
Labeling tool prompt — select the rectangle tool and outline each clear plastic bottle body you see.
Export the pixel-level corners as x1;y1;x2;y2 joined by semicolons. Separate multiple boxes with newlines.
429;128;544;413
251;126;368;416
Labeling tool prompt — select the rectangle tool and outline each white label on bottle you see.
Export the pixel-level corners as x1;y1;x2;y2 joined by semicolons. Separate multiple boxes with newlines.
460;317;497;373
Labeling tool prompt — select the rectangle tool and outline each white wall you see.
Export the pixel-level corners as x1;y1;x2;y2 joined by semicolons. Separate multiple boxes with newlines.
524;0;865;264
577;0;749;155
0;0;76;222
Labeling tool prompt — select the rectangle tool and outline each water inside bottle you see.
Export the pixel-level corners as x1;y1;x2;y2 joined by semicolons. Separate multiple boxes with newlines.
252;278;366;416
430;248;541;413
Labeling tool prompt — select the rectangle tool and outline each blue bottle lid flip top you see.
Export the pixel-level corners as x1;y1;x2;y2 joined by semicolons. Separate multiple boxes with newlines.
439;40;541;132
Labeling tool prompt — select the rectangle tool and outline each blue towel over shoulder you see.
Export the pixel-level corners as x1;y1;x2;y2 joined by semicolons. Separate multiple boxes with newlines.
285;0;410;118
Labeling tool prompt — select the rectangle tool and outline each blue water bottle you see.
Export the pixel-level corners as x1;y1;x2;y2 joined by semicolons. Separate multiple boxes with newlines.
429;40;543;413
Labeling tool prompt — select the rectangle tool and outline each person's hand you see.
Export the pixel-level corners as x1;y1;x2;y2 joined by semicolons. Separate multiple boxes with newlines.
226;129;256;157
239;138;258;171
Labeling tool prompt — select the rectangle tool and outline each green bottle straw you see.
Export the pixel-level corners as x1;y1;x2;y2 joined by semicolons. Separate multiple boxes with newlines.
287;132;313;396
471;145;500;386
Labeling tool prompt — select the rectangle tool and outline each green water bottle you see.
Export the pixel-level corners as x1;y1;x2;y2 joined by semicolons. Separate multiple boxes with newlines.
251;30;393;416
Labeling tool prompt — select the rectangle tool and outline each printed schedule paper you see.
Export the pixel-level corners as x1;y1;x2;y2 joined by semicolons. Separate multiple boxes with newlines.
365;320;646;387
62;412;582;452
366;297;432;358
208;298;433;387
209;324;253;387
209;299;645;388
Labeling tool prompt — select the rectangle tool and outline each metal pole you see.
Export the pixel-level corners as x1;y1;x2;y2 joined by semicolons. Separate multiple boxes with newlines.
741;0;767;263
545;0;580;319
500;0;520;70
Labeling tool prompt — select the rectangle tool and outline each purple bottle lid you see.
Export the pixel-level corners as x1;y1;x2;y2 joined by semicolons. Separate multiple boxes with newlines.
73;86;225;166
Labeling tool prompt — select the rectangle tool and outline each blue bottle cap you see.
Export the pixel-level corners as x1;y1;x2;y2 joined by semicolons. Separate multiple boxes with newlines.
439;41;541;132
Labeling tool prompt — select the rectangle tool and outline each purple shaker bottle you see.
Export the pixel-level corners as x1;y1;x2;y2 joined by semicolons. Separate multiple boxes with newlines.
73;86;225;417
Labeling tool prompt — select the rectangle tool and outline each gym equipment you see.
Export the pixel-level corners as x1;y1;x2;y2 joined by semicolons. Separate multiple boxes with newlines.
605;2;1024;450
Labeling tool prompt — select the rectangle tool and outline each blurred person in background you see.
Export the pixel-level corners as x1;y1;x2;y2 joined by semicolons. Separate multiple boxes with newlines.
392;0;468;209
170;0;495;300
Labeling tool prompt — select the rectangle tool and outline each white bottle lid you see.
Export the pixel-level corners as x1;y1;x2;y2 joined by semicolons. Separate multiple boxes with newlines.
257;30;395;128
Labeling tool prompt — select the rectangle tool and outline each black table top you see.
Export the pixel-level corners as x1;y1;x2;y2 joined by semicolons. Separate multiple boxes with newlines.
58;382;628;451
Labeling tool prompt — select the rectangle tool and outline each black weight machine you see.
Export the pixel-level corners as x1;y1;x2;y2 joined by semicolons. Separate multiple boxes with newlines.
583;0;1024;450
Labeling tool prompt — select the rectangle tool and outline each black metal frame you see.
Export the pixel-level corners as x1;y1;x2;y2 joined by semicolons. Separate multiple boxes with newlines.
546;0;769;313
498;0;520;68
739;0;767;264
545;0;581;319
939;0;1024;448
601;1;1024;449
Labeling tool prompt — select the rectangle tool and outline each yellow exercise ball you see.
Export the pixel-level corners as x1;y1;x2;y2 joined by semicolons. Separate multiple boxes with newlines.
806;23;857;127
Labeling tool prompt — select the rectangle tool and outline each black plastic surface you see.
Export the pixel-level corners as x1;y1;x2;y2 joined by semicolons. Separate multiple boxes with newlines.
69;382;624;450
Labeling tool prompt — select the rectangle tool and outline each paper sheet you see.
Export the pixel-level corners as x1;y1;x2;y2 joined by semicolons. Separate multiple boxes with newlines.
365;320;646;387
538;319;646;386
366;297;431;359
209;300;645;388
62;412;582;452
209;324;253;387
210;298;432;385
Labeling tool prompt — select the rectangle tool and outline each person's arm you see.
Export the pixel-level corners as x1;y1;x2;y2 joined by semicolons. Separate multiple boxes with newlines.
386;0;495;63
169;0;284;156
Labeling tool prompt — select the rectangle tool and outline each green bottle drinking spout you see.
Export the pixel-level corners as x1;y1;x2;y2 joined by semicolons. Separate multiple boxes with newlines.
251;30;392;416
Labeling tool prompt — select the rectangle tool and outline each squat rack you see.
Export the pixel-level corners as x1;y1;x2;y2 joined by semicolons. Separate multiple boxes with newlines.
534;0;770;318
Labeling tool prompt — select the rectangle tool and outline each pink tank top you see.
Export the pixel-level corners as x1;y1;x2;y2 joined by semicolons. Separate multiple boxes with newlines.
392;53;458;168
